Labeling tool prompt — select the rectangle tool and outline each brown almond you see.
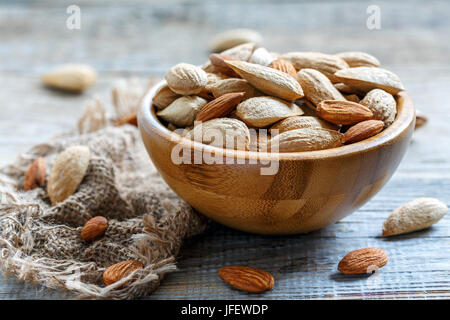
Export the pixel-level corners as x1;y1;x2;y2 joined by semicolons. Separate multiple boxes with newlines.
334;67;404;95
209;54;240;77
342;120;384;144
269;59;297;78
196;92;245;122
224;60;304;101
338;248;388;274
103;260;144;286
218;266;274;293
81;216;108;242
115;112;137;127
297;69;346;107
24;157;46;191
317;100;373;125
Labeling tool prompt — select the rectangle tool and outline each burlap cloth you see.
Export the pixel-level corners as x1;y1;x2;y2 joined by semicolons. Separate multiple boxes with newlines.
0;79;207;299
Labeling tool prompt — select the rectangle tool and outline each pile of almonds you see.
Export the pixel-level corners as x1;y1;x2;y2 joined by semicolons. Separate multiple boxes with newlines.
155;43;404;152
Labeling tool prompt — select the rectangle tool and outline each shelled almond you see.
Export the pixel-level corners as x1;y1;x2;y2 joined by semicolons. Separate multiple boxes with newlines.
155;43;404;152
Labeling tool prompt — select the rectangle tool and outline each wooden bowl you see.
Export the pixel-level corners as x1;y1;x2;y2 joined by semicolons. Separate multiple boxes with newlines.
138;81;415;235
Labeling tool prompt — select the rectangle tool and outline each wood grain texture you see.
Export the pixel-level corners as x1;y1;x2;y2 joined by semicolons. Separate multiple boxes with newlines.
1;0;450;299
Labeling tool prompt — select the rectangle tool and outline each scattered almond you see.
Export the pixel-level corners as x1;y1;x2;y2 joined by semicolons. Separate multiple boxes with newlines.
81;216;108;242
103;260;144;286
336;51;380;68
269;127;342;152
270;116;338;136
47;146;91;205
382;198;448;237
165;63;208;95
334;67;404;95
236;96;304;127
342;120;384;144
280;52;349;82
42;64;97;92
196;92;245;122
157;96;207;127
24;157;46;191
297;69;346;107
269;59;297;78
338;248;388;274
224;60;304;101
317;100;373;125
218;266;274;293
360;89;397;127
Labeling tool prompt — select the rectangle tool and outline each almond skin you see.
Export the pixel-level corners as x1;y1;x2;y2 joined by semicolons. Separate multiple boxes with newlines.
338;248;388;275
218;266;274;293
209;54;240;77
342;120;384;144
224;60;304;101
317;100;373;125
269;59;297;78
196;92;245;122
24;157;46;191
81;216;109;242
103;260;144;286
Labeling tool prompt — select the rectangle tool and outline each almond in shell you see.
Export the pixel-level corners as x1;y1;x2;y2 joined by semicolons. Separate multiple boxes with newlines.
280;52;349;82
382;198;448;237
249;47;274;67
338;248;388;274
218;266;274;293
152;84;181;110
342;120;384;144
270;116;338;136
317;100;373;125
47;146;91;205
187;118;250;151
211;78;261;100
42;64;97;92
268;127;342;152
165;63;208;95
297;69;346;107
209;54;240;77
336;51;380;68
360;89;397;127
236;96;304;127
224;60;304;101
157;96;207;127
334;67;404;95
24;157;46;191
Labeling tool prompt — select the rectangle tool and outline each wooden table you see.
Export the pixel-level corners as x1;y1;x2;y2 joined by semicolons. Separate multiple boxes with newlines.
1;0;449;299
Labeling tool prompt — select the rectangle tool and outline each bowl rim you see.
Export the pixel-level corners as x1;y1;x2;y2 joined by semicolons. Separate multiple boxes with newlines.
138;80;415;161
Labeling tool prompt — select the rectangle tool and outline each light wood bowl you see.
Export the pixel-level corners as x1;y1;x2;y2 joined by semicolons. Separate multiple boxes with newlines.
138;81;415;235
